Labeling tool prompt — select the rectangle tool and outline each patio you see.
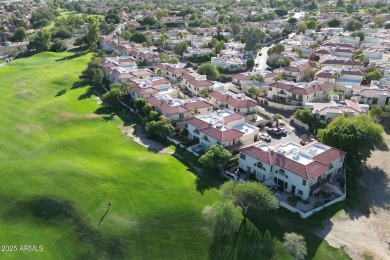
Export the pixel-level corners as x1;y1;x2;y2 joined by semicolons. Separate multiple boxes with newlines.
275;185;345;213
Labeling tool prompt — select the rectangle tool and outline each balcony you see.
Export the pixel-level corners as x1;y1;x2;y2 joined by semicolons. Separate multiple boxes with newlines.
310;178;329;190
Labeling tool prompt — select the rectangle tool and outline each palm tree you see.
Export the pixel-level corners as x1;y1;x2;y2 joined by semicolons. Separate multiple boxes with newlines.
273;113;284;128
248;86;260;100
332;71;341;85
273;75;282;84
309;43;320;55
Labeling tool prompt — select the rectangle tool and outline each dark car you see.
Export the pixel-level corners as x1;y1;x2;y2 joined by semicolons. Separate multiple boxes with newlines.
267;128;283;136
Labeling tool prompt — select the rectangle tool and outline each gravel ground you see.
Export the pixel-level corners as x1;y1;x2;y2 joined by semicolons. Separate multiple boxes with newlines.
317;119;390;260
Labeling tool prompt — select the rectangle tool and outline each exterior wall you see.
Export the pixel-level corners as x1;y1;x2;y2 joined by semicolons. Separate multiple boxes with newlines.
238;129;258;146
239;152;345;200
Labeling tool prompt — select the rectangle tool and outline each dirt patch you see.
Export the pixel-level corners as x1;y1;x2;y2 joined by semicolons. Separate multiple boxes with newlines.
84;114;101;120
317;119;390;260
15;89;34;98
125;125;174;154
108;214;138;228
60;112;79;120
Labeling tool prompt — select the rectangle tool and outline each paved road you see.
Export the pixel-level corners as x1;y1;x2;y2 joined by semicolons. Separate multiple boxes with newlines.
253;46;270;72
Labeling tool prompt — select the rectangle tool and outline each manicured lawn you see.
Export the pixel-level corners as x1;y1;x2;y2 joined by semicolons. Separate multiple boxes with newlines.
0;52;220;259
0;52;349;259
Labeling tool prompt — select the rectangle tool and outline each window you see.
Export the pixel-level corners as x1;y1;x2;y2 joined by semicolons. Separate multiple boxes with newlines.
280;90;285;94
203;135;209;141
268;87;273;91
298;190;303;196
184;123;188;129
217;141;221;145
179;113;184;119
240;153;246;160
302;179;306;186
256;162;263;169
279;169;285;175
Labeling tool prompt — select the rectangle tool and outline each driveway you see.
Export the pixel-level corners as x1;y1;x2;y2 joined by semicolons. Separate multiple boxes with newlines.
316;119;390;260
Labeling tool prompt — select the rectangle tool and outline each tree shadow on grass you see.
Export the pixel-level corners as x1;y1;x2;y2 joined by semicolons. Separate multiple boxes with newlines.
208;221;281;260
3;196;129;258
71;80;89;90
93;106;141;126
55;88;67;97
78;86;97;100
55;53;85;62
172;148;225;195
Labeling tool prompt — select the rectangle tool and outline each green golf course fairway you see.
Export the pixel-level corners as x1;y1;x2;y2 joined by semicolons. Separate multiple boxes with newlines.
0;52;220;259
0;52;350;260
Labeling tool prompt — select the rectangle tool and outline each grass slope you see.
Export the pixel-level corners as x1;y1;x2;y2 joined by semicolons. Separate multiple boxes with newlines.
0;52;219;259
0;52;349;260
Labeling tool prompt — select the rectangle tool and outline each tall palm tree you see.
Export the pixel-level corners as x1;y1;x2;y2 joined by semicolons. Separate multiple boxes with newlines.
332;71;341;86
273;113;284;128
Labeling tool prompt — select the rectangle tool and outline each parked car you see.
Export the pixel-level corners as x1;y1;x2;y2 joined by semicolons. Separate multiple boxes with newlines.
277;127;287;135
259;132;271;141
225;172;237;180
267;128;283;136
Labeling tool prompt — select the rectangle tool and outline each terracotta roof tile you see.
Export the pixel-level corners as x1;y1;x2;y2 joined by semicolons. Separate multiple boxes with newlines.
200;127;243;142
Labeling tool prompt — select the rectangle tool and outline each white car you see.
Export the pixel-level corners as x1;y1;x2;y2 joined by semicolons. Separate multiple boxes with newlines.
259;133;271;141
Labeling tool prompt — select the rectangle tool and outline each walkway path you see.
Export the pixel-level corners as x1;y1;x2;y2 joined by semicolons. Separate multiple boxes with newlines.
124;125;174;154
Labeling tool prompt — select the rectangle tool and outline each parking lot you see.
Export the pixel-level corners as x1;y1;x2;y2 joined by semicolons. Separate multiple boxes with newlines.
259;121;311;146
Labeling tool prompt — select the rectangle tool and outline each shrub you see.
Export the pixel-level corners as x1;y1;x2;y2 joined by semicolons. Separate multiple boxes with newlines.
287;196;298;207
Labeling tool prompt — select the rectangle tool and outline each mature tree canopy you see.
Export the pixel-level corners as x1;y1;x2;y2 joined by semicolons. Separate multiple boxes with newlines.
51;39;67;52
173;42;188;55
365;70;383;81
12;27;27;42
102;88;122;106
369;105;383;119
145;121;175;137
283;232;307;260
28;29;51;52
197;63;220;81
229;14;243;37
294;109;314;125
202;201;241;230
85;17;100;48
350;30;365;41
198;145;231;169
317;115;384;173
296;23;307;34
167;57;179;64
345;19;363;31
134;98;147;111
328;18;341;27
220;181;279;219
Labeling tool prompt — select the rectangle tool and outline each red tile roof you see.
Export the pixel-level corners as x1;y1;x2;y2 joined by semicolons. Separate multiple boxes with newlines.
183;100;213;110
268;81;333;95
200;127;243;142
223;113;246;123
131;85;159;95
182;74;214;88
209;91;257;109
147;96;189;115
282;61;311;73
184;117;211;129
240;143;346;179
